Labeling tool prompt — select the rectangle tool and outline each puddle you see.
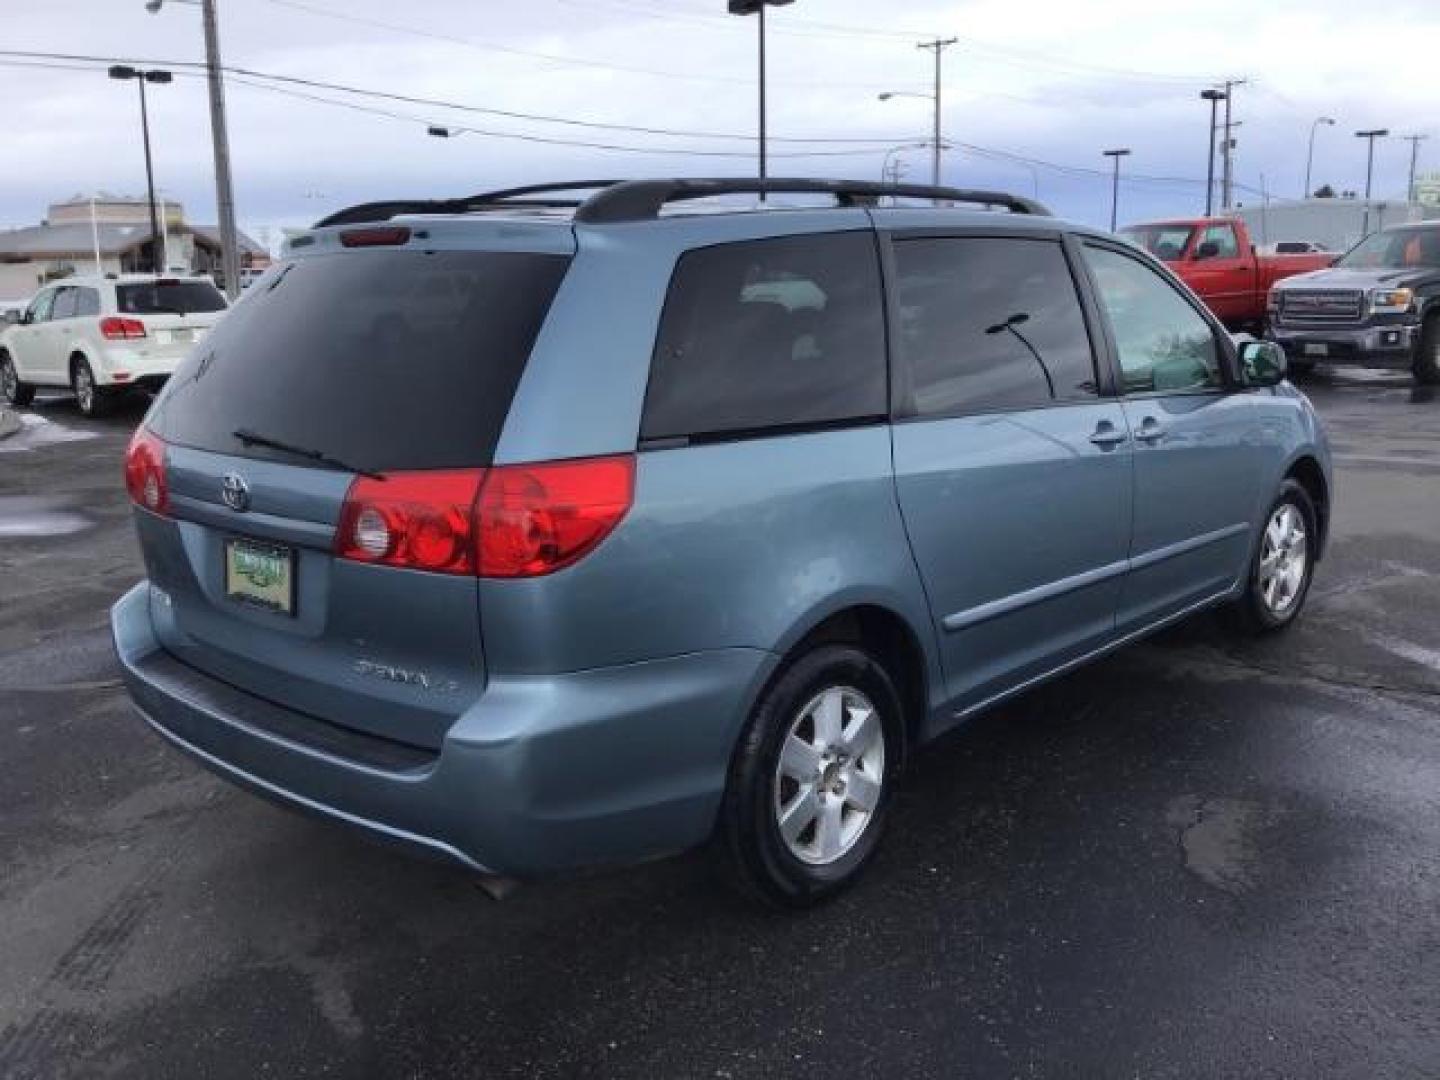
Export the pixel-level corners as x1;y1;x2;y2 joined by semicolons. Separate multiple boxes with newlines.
1166;795;1279;894
0;496;92;538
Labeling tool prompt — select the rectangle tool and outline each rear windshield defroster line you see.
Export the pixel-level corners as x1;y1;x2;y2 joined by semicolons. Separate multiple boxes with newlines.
146;250;572;471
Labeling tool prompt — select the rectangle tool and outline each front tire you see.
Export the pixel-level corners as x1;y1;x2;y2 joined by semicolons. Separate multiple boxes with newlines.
71;357;111;418
1;351;34;407
1414;317;1440;386
1228;480;1317;635
719;644;902;908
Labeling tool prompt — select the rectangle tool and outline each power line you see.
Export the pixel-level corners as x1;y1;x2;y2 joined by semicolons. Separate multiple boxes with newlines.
258;0;927;91
0;48;912;145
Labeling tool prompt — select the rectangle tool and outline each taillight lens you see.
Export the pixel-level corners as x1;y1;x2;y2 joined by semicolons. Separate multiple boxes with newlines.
100;316;147;340
336;470;484;575
124;427;169;515
333;455;634;578
476;455;634;578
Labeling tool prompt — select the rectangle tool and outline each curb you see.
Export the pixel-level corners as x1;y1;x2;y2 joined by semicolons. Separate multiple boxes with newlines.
0;407;20;440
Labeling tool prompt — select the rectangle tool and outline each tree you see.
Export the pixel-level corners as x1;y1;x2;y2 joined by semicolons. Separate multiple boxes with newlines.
1313;184;1337;199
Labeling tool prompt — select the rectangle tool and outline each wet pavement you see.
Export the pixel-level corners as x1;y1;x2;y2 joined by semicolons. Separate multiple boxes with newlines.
1;374;1438;1078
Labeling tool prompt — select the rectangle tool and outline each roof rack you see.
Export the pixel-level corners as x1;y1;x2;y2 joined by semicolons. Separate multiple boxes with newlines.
573;179;1050;222
313;178;1049;228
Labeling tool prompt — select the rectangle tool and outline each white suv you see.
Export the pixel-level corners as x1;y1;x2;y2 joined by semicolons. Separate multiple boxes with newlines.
0;274;228;417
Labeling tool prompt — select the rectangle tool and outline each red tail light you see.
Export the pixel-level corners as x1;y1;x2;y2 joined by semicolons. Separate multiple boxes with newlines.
340;226;411;248
100;316;147;340
124;427;169;515
334;455;634;578
476;455;634;578
336;470;484;575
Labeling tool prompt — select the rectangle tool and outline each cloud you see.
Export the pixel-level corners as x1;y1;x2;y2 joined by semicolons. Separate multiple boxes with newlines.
3;0;1436;238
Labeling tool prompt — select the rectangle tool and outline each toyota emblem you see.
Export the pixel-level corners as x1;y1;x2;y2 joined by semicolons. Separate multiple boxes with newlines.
221;472;251;512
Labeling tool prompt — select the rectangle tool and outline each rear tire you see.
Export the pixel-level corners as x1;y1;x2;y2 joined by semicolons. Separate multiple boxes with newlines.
1226;479;1317;635
1414;316;1440;386
719;644;902;908
71;357;111;418
1;351;34;407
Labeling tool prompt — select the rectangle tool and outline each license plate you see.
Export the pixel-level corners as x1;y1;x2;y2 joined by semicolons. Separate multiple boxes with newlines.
1303;343;1329;357
225;538;296;615
154;329;193;345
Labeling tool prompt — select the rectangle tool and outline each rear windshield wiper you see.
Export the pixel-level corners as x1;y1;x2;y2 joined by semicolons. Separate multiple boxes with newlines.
232;428;386;481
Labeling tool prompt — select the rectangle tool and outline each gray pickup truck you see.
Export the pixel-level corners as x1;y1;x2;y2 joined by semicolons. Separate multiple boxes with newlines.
1267;221;1440;384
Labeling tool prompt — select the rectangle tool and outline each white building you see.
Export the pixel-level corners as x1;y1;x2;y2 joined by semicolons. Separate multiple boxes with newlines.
0;194;268;301
1232;196;1440;255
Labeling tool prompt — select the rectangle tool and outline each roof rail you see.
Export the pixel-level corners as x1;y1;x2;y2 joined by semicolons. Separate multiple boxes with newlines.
573;178;1051;222
313;178;1050;229
315;181;625;228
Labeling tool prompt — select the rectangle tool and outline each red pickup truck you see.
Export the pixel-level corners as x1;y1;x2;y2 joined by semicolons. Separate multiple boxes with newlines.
1119;217;1335;329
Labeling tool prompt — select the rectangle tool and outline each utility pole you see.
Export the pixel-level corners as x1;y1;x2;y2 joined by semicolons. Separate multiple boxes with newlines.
916;38;958;189
1218;78;1246;211
1304;116;1336;199
146;0;243;299
1404;134;1429;203
1200;89;1225;216
1102;148;1131;232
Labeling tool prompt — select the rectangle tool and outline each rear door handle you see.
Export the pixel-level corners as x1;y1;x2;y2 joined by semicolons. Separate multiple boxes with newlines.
1089;421;1128;448
1135;417;1166;443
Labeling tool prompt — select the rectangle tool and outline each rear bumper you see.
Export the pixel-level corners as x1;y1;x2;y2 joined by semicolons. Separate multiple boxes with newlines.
111;582;775;876
1269;323;1418;369
93;346;190;386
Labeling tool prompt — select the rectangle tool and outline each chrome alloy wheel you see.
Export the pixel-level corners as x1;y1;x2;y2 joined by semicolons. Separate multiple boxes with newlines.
74;363;94;414
1258;503;1308;617
773;685;885;866
1;358;16;401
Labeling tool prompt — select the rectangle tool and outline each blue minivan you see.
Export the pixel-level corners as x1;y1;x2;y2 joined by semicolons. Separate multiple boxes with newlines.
112;179;1331;906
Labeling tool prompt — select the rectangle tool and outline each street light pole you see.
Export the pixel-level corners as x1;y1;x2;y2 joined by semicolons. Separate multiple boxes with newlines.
1103;148;1131;232
1355;128;1389;237
1200;89;1225;216
108;65;172;275
727;0;793;202
147;0;242;299
1304;117;1336;199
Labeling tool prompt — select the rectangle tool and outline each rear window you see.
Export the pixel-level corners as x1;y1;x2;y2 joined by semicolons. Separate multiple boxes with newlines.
117;280;228;315
147;250;571;470
641;232;887;442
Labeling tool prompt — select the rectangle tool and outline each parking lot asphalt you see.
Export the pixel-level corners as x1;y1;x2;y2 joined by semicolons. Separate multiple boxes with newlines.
2;374;1438;1079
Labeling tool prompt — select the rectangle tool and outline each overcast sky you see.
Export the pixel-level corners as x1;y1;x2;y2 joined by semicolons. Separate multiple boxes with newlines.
4;0;1437;245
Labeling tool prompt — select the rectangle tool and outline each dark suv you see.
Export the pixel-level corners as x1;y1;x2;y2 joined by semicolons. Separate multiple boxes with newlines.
112;178;1332;906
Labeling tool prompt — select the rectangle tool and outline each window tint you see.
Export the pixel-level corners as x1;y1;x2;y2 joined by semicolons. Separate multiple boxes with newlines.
28;290;55;323
117;280;227;315
642;232;886;441
147;250;571;470
1198;224;1239;258
73;288;100;317
49;287;78;320
894;237;1098;417
1083;244;1222;393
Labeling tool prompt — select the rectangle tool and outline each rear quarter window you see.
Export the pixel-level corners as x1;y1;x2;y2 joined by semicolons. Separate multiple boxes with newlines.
641;231;887;442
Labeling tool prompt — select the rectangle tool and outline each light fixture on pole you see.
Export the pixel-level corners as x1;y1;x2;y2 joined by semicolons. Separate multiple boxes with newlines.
146;0;242;299
108;65;172;275
1200;89;1226;216
1304;117;1335;199
727;0;794;202
1102;148;1131;232
1355;127;1389;236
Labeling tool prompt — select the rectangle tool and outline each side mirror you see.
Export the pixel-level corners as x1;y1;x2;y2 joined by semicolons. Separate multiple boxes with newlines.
1194;240;1221;260
1240;340;1287;386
